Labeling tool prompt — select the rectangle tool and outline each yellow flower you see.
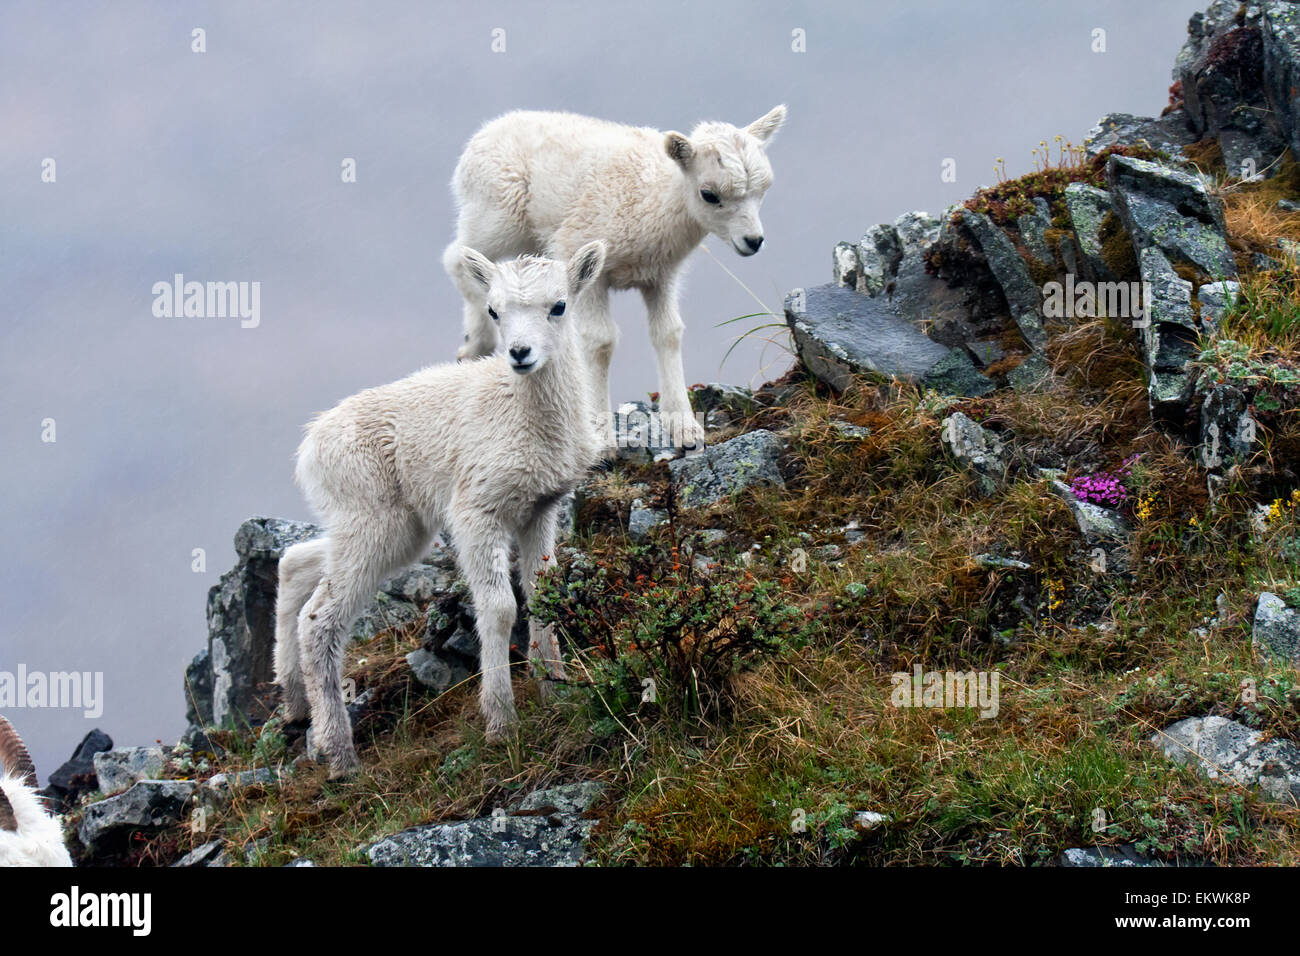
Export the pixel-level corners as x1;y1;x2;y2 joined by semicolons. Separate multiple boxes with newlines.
1135;496;1154;522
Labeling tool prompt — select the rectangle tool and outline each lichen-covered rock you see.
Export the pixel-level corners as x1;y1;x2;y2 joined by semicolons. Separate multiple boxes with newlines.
832;241;861;289
1199;382;1256;468
785;284;950;391
93;747;167;796
955;209;1044;349
1107;155;1237;279
921;347;996;398
1083;111;1197;159
1153;715;1300;805
690;382;757;431
1049;480;1133;543
367;783;604;867
1263;1;1300;160
78;780;197;855
628;500;667;540
940;413;1006;497
669;429;785;509
613;401;684;461
1059;845;1166;867
1018;199;1055;266
1007;352;1056;393
1197;279;1241;327
856;223;904;296
1064;183;1119;282
1253;591;1300;665
1140;247;1200;420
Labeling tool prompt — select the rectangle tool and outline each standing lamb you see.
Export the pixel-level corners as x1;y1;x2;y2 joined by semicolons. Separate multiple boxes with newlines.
0;715;74;866
442;105;787;454
274;242;607;779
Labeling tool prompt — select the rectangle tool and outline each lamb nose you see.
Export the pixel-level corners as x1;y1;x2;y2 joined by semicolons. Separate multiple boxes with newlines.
509;346;532;362
745;236;764;252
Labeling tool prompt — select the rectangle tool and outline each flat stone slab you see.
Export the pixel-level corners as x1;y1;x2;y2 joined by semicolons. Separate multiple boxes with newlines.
1153;715;1300;806
785;283;950;390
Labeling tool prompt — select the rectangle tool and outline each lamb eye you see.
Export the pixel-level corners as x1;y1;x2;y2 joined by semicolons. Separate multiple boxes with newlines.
487;306;499;321
549;301;566;317
700;189;721;205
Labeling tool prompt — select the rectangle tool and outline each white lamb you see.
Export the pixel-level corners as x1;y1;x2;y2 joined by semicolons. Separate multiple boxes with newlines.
443;105;787;454
0;715;73;867
274;242;607;779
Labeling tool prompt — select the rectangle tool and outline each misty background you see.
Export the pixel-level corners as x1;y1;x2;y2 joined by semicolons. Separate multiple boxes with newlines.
2;0;1197;777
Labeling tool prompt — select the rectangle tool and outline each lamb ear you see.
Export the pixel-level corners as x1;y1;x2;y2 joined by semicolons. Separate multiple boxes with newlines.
458;246;497;294
0;716;37;790
566;240;606;296
746;104;787;145
664;131;694;168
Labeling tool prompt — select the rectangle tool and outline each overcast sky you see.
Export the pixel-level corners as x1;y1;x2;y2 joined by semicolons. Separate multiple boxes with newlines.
1;0;1199;777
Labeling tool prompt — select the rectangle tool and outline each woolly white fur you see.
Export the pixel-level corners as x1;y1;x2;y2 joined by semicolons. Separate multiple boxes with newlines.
274;243;607;778
443;105;787;451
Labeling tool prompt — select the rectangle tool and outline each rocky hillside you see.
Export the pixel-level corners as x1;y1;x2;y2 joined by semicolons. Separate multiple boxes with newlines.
50;0;1300;866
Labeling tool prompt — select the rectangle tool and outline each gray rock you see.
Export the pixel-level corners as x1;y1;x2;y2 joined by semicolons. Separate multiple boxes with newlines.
955;209;1043;348
1107;155;1237;279
893;210;941;249
382;564;456;605
172;840;226;868
856;223;904;296
349;593;421;642
1007;352;1056;393
1018;203;1055;267
39;729;113;813
1197;279;1241;327
512;781;606;814
1064;183;1119;282
93;747;167;796
78;780;198;855
1153;715;1300;805
1267;1;1300;157
941;412;1006;497
669;429;785;509
1049;480;1133;543
1083;111;1197;159
613;402;687;460
922;347;997;398
407;647;456;695
1253;592;1300;665
1199;383;1256;467
690;383;756;429
975;554;1032;571
200;767;278;807
366;783;601;867
832;241;862;289
967;340;1006;368
828;420;872;440
1140;247;1200;418
1059;845;1166;867
628;500;668;540
203;518;322;728
785;284;950;390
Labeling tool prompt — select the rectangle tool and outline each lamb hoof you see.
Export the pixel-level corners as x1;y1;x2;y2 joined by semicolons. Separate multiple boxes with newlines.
327;751;362;780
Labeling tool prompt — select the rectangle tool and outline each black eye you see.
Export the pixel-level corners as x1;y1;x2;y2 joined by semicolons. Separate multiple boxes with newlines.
549;301;566;317
487;306;498;321
700;189;721;205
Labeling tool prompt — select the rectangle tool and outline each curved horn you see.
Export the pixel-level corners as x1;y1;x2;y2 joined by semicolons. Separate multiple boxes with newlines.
0;715;37;789
0;789;15;832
